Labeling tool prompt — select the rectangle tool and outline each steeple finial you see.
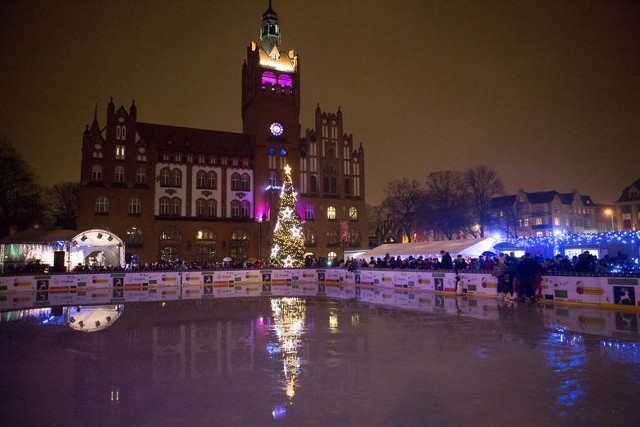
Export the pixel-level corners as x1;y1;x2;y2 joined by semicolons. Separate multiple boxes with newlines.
260;0;281;58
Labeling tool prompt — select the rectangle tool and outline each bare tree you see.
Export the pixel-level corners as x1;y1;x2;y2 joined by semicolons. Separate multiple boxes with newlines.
381;178;426;243
465;165;505;237
45;182;80;230
425;170;471;240
0;136;44;236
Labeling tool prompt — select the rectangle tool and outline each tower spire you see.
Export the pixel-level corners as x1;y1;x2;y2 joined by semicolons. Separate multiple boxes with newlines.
260;0;281;59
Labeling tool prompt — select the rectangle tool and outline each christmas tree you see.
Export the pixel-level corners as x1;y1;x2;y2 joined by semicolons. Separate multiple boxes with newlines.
269;165;306;268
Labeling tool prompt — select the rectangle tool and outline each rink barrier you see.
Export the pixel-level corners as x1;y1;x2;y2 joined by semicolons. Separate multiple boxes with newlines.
1;269;639;312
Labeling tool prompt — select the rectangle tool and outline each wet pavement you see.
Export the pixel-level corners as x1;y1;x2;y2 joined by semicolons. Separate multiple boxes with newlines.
1;293;640;426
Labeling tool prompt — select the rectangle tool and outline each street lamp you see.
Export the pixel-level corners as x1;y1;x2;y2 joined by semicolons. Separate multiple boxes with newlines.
258;214;267;261
604;209;615;231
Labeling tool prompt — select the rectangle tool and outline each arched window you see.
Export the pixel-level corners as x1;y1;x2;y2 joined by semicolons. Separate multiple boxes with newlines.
241;173;250;191
195;229;217;264
326;228;339;246
129;197;141;215
304;229;316;247
171;169;182;187
278;74;292;87
241;201;251;218
207;199;217;217
261;71;277;86
231;172;241;191
160;227;182;243
196;228;216;242
196;198;206;216
114;165;125;183
207;171;217;189
195;246;215;264
348;207;358;221
231;200;241;218
125;226;143;246
92;165;103;182
170;197;181;215
196;170;207;188
327;206;336;221
160;168;170;187
136;167;146;184
159;197;170;215
327;251;338;260
230;229;249;261
95;196;109;213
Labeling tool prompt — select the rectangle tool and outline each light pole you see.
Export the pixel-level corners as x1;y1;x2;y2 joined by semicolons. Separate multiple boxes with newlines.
604;209;615;231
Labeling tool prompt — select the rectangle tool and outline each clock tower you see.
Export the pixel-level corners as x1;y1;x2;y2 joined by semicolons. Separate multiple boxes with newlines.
242;0;301;219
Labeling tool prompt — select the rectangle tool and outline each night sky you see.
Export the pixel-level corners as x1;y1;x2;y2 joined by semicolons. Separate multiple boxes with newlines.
1;0;639;206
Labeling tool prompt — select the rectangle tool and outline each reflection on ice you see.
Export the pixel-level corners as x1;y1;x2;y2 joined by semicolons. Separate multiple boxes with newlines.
67;304;123;332
270;297;306;402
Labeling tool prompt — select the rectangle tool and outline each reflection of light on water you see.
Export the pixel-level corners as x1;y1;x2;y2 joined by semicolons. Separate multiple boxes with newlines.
270;297;307;408
272;405;287;420
600;340;640;364
545;329;586;410
329;310;338;330
351;314;359;326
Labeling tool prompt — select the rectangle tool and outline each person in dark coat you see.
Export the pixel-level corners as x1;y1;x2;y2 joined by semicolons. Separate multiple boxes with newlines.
517;253;539;302
440;250;453;270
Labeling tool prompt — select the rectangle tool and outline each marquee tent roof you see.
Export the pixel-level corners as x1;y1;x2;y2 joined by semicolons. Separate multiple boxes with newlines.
358;238;497;260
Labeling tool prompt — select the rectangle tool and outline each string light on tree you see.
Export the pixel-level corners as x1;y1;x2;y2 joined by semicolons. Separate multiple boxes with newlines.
269;164;306;268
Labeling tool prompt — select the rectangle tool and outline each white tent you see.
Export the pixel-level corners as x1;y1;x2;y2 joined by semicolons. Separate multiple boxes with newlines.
357;238;497;260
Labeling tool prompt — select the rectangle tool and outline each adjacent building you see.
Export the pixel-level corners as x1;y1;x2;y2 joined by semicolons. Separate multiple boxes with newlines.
615;178;640;231
491;190;601;238
77;2;366;265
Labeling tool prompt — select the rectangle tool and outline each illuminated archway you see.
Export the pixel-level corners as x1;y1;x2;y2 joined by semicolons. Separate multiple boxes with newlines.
70;229;125;268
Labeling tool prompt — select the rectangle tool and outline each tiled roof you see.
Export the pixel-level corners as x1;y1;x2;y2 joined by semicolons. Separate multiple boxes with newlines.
136;122;253;156
616;179;640;202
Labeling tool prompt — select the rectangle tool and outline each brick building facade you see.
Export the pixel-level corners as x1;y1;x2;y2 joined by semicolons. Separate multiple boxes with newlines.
77;2;366;265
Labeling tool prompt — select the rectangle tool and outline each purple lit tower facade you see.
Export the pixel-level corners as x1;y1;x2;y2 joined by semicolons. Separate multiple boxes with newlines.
77;2;366;265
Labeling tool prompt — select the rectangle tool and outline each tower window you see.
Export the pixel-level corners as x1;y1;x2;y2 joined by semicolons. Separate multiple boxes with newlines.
278;74;292;88
115;145;125;160
262;71;277;86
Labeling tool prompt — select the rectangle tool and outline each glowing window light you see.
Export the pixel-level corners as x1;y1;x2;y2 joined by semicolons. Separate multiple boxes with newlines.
261;71;277;85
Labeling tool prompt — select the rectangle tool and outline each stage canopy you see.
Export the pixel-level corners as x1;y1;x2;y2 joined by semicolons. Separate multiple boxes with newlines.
357;238;497;260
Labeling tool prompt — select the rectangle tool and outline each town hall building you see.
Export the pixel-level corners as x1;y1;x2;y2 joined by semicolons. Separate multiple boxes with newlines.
77;2;366;265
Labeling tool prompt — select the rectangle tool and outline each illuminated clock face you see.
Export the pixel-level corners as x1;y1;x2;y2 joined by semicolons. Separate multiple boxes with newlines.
270;122;284;137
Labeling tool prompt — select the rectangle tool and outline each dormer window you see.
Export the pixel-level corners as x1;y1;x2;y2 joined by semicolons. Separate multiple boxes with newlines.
115;145;125;160
116;118;126;141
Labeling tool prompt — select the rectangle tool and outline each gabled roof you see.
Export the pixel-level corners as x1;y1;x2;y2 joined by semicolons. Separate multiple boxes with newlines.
526;191;558;204
136;122;253;156
616;178;640;202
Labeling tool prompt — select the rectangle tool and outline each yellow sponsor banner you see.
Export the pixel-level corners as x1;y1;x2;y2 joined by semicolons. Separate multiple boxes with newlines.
91;278;109;284
418;278;431;284
581;287;604;295
184;276;200;282
13;281;32;287
161;276;178;282
245;274;260;279
382;277;392;282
